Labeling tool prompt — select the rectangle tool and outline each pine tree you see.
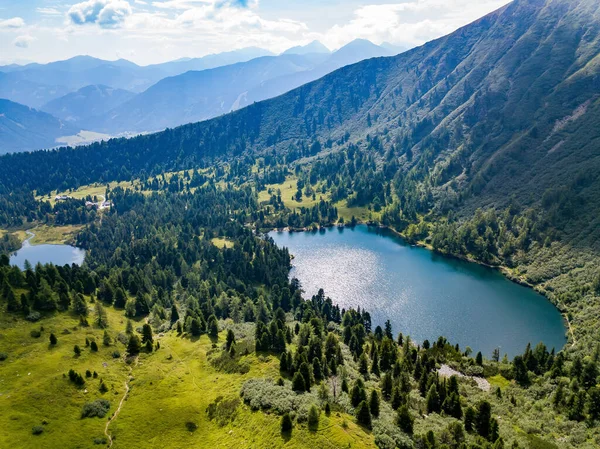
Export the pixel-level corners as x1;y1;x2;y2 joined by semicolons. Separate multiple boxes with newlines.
74;345;81;356
308;404;319;429
142;323;153;344
127;334;141;355
207;314;219;338
356;400;372;429
292;372;306;392
191;318;202;336
49;333;57;346
226;329;236;350
350;380;367;407
103;330;111;346
371;349;380;376
381;372;393;400
281;413;293;433
476;400;492;439
170;304;179;323
369;390;380;418
359;352;369;376
397;405;414;435
90;341;98;352
280;353;288;372
426;384;441;414
465;406;476;432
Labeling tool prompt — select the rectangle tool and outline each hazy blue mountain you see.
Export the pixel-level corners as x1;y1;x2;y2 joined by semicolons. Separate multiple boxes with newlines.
0;72;70;108
91;53;330;133
0;48;274;108
147;47;275;76
0;99;77;154
239;39;392;108
41;85;135;125
282;41;331;56
91;40;390;134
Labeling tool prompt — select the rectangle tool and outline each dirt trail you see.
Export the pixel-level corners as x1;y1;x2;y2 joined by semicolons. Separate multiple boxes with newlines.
104;356;137;448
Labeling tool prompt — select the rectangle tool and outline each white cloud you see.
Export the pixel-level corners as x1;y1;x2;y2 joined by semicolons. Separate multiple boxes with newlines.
68;0;133;28
134;0;148;4
14;35;35;48
0;17;25;29
321;0;510;50
37;7;62;16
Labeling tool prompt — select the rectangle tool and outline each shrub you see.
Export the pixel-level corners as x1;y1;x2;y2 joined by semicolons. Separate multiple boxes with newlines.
32;425;44;435
209;348;250;374
112;350;121;358
185;422;198;432
90;341;98;352
30;329;41;338
281;413;293;433
73;345;81;356
206;396;240;426
26;312;41;322
240;379;317;417
93;437;107;445
81;399;110;418
49;333;57;345
0;352;7;361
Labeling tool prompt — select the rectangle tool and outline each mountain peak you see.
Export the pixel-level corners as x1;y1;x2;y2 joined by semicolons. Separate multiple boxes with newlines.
282;41;331;56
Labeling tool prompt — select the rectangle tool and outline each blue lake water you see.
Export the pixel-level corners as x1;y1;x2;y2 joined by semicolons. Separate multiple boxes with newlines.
10;239;85;269
270;225;567;358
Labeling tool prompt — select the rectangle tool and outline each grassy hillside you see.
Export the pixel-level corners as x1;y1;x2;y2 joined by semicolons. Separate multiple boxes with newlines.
0;305;375;449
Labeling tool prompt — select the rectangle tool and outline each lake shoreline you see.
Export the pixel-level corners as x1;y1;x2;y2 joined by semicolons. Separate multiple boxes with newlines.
269;222;573;349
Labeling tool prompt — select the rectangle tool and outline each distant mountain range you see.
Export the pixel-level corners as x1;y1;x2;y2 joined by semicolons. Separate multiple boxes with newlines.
0;99;77;154
86;39;392;134
0;39;395;151
0;47;274;108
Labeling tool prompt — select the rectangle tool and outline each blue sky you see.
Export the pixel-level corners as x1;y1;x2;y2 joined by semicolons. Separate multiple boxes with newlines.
0;0;511;65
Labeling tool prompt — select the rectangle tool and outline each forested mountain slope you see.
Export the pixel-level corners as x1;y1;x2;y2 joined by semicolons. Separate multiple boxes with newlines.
2;0;598;224
0;100;77;154
41;85;135;125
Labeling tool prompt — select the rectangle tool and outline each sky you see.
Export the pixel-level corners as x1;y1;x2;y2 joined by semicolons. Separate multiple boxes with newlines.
0;0;512;66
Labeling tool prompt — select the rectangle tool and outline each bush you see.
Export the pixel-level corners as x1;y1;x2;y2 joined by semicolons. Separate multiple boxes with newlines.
281;413;293;433
49;333;57;345
26;312;41;322
112;350;121;358
185;422;198;432
90;341;99;352
0;352;7;361
93;437;107;445
32;425;44;435
206;396;240;426
81;399;110;418
465;365;484;377
240;379;317;417
30;329;41;338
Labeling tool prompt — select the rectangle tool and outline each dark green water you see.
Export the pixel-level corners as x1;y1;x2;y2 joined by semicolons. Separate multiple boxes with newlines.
270;225;567;358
